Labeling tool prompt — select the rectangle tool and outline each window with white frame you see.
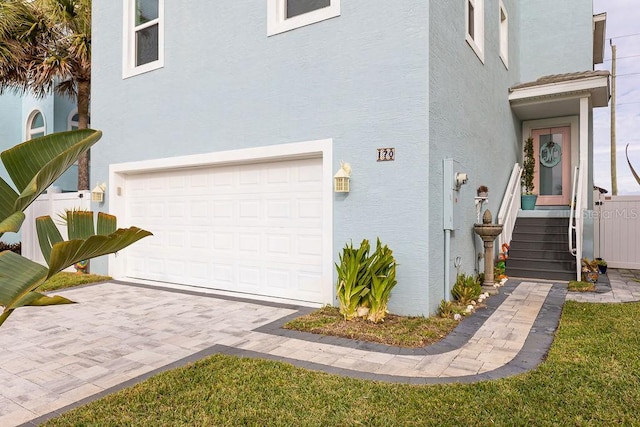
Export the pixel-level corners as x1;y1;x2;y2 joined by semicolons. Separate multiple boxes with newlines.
26;110;46;140
465;0;484;63
267;0;340;36
499;0;508;68
68;111;91;131
123;0;164;78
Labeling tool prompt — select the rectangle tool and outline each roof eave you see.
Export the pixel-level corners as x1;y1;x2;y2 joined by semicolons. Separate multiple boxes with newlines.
509;75;610;107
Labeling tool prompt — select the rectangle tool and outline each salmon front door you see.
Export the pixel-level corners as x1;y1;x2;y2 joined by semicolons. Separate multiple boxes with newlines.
531;127;571;206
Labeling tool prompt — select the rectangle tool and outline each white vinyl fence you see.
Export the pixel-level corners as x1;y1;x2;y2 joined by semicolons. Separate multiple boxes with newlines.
595;195;640;269
22;190;91;266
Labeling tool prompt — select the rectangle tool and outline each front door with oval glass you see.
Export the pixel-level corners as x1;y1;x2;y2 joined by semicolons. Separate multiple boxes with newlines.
532;126;571;206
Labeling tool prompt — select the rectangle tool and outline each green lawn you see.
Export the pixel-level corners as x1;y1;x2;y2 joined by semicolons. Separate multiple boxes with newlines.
39;272;111;292
42;301;640;426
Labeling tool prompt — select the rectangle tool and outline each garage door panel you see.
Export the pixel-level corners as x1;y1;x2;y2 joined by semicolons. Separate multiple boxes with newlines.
124;157;325;303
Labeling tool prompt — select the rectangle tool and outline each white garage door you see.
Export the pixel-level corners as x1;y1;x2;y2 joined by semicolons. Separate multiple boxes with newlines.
122;157;325;303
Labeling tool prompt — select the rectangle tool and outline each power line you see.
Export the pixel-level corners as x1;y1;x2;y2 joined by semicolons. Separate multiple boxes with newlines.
605;54;640;62
607;32;640;41
615;72;640;77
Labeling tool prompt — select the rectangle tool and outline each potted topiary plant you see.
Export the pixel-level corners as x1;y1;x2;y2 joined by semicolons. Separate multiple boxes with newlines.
521;136;537;210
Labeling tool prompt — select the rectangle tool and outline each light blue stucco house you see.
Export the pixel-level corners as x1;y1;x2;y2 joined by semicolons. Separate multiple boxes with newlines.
11;0;608;316
0;91;81;244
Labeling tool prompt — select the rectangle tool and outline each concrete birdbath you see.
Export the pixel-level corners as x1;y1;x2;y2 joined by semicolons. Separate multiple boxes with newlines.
473;209;503;294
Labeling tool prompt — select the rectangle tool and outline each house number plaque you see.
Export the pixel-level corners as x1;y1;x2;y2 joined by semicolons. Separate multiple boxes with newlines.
377;147;395;161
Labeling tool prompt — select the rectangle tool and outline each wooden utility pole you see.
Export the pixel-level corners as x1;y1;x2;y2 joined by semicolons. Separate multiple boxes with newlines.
611;41;618;195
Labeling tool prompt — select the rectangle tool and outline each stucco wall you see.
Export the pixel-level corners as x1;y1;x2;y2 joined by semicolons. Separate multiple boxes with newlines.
519;0;593;83
91;2;431;315
428;0;521;313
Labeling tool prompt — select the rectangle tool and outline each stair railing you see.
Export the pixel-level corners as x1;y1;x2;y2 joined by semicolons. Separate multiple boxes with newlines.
569;159;586;280
498;163;523;250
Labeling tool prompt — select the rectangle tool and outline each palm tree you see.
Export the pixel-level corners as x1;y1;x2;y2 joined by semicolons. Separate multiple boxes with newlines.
0;0;92;190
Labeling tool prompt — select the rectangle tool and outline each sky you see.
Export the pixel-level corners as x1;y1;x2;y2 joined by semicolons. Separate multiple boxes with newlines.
593;0;640;195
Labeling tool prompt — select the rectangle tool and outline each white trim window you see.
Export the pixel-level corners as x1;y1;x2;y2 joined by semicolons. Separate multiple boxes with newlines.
465;0;484;63
67;110;90;131
267;0;340;36
26;110;46;140
68;110;79;131
123;0;164;78
499;0;508;68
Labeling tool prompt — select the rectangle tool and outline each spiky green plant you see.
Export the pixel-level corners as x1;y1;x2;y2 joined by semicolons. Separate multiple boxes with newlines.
438;299;454;318
335;240;371;320
366;239;397;323
451;273;482;304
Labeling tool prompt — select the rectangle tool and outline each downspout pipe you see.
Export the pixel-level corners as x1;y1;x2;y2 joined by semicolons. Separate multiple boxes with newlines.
444;229;451;301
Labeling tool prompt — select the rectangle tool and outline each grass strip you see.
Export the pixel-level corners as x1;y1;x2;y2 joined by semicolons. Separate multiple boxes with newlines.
568;280;596;292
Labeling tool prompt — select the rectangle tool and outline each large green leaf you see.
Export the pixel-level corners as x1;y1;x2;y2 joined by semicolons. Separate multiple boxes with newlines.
66;210;94;240
36;215;64;265
0;250;48;308
97;212;117;236
0;251;76;327
19;292;75;307
0;177;19;223
0;212;25;235
46;227;152;278
0;129;102;213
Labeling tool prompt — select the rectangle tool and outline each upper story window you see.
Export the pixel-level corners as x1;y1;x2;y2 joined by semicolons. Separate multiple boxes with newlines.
465;0;484;63
27;110;46;140
123;0;164;78
499;0;508;68
267;0;340;36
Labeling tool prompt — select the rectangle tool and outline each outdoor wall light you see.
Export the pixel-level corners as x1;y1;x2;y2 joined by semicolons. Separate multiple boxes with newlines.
455;172;468;191
334;162;352;193
91;182;106;203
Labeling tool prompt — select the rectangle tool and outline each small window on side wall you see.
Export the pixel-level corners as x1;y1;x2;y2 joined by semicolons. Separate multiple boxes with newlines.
68;111;91;131
27;110;46;140
123;0;164;78
465;0;484;63
267;0;340;36
499;0;508;68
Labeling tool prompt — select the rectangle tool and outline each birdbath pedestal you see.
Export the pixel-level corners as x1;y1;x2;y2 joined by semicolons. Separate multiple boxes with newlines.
473;210;503;295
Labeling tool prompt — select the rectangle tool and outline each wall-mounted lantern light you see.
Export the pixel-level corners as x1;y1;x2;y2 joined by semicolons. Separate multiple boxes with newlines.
334;162;352;193
454;172;468;191
91;182;106;203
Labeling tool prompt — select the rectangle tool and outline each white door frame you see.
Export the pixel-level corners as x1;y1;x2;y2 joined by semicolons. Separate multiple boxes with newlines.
108;139;334;304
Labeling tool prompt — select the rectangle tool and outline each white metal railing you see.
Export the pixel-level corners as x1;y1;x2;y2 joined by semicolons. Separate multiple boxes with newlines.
569;159;587;280
498;163;523;250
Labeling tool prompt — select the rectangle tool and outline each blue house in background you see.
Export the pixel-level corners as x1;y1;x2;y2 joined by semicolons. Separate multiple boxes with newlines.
72;1;608;315
0;92;81;193
0;91;82;244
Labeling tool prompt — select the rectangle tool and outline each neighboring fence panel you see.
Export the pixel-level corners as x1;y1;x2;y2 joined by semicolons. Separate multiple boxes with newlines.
22;190;91;266
597;195;640;269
